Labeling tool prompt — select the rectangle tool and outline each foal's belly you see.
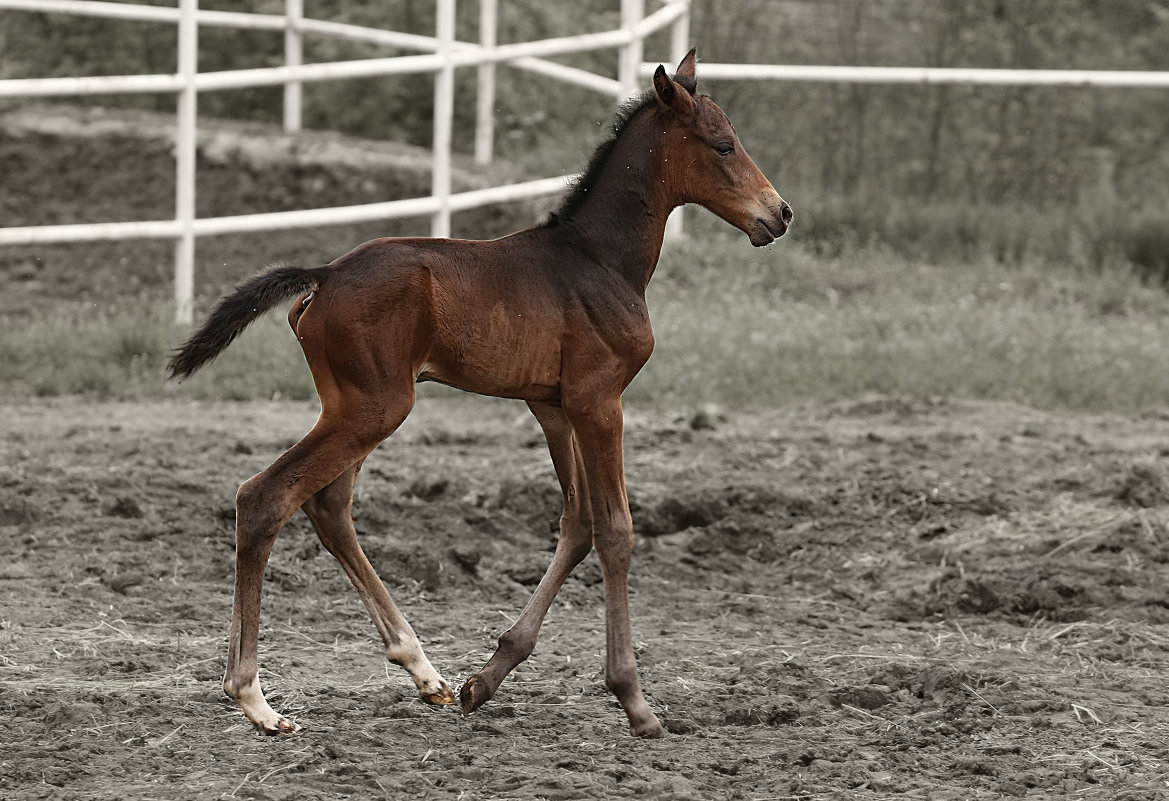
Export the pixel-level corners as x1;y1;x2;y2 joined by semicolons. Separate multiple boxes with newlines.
416;332;562;403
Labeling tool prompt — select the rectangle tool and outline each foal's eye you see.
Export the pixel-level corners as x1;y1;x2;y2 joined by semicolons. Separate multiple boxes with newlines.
714;142;734;156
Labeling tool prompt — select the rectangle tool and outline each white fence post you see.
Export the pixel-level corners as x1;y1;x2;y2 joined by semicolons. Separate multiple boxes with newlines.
474;0;497;165
174;0;198;325
619;0;643;99
431;0;456;237
284;0;302;134
664;2;690;240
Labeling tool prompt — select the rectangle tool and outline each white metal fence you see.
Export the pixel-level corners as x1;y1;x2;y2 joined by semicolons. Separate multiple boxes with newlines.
0;0;691;322
2;0;1169;323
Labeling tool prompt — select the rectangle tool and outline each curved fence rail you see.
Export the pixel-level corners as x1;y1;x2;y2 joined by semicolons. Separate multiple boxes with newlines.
3;0;1169;323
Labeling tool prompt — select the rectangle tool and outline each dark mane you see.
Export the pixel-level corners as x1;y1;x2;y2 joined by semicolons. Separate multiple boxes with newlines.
541;89;657;227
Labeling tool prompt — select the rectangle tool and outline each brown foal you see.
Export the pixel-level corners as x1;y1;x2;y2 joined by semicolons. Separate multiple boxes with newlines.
169;50;791;739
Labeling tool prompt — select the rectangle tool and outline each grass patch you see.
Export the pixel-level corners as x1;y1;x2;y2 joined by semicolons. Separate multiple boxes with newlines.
633;231;1169;412
793;196;1169;282
3;235;1169;412
0;298;314;401
0;300;171;398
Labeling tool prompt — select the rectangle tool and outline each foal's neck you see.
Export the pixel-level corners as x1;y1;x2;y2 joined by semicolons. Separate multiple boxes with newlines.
557;109;674;292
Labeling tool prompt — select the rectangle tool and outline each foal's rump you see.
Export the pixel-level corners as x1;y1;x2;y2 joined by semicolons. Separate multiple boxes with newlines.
168;237;434;384
168;264;327;380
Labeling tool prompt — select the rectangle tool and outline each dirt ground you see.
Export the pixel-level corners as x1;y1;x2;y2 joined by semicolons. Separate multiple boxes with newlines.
2;102;1168;800
2;392;1168;799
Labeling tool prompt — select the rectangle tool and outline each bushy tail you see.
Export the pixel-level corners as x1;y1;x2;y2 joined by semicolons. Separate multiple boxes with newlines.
168;265;326;380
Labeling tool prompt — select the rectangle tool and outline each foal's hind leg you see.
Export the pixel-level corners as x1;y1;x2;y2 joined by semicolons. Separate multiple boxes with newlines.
460;401;593;713
223;410;401;734
302;461;455;706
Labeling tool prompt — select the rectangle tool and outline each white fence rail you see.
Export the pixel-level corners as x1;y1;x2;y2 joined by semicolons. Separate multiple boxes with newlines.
697;63;1169;88
2;0;1169;323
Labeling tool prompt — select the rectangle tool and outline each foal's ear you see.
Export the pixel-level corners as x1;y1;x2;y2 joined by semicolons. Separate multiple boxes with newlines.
673;48;698;95
653;64;695;115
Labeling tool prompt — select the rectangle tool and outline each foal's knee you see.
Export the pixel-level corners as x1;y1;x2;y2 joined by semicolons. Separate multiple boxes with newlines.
593;511;635;559
234;477;285;552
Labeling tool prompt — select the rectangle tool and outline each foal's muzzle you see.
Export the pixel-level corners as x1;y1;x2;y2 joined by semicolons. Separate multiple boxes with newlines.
750;200;793;246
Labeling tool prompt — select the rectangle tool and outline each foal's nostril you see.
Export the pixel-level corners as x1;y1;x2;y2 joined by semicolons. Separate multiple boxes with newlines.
780;203;794;224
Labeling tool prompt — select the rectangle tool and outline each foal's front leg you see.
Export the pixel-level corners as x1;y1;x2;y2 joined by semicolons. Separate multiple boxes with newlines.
460;401;593;713
567;397;663;738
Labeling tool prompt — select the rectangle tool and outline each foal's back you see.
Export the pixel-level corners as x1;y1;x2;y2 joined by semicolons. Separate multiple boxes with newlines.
294;226;646;404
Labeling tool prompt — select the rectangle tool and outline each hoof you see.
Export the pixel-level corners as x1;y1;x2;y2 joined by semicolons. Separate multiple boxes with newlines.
631;716;664;739
258;716;300;736
422;683;458;706
458;674;491;715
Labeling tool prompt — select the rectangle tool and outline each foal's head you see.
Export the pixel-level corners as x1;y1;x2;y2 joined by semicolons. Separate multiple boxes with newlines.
655;50;792;246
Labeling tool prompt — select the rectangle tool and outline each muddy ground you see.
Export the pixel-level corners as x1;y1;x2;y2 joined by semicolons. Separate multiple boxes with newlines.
2;393;1168;799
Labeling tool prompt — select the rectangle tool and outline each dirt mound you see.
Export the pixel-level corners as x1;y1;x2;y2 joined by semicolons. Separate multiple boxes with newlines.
0;105;546;315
